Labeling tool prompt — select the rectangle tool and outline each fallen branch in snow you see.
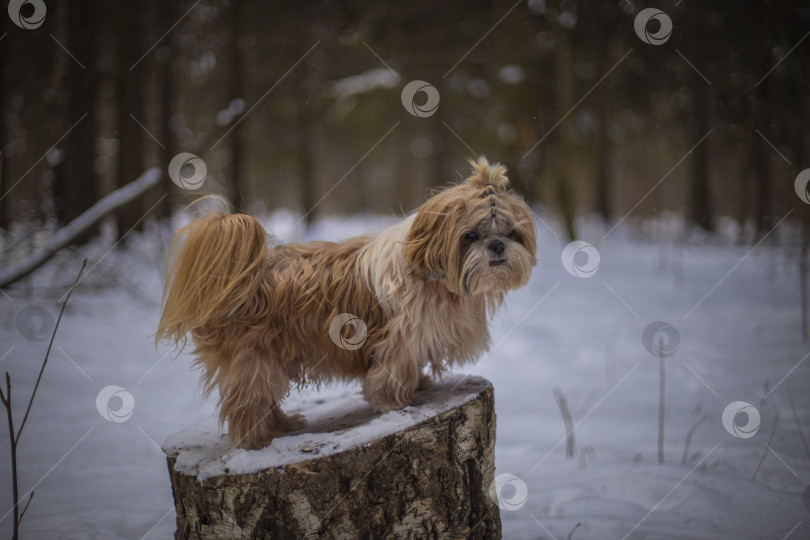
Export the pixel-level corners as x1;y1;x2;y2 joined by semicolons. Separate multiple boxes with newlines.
553;386;576;459
0;168;161;289
0;258;86;540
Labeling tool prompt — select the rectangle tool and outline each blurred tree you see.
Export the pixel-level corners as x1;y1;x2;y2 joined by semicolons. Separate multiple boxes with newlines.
752;0;773;238
54;0;100;239
551;7;577;240
0;14;9;232
114;1;147;238
157;23;176;219
0;0;808;249
226;0;244;210
686;8;713;232
593;0;619;223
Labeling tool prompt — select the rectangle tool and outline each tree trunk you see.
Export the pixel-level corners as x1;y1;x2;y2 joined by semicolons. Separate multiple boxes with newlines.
552;20;577;241
227;0;245;210
796;80;809;342
115;2;147;238
163;376;502;539
689;77;712;231
593;1;615;223
56;0;99;240
295;66;317;228
157;0;177;220
753;3;773;237
687;12;713;232
0;14;9;231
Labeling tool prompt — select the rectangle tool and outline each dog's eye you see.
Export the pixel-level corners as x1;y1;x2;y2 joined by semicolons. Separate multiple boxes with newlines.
464;232;479;241
506;230;521;243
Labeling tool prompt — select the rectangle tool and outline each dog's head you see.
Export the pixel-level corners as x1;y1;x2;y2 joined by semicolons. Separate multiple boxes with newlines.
404;157;536;295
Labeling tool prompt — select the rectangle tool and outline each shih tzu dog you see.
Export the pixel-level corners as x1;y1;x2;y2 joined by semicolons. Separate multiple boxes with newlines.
157;157;536;449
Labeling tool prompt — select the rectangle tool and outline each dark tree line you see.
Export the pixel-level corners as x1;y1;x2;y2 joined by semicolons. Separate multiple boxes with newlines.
0;0;808;245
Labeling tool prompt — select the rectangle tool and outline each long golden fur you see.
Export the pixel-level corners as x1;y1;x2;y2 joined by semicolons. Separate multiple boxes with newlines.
157;157;536;449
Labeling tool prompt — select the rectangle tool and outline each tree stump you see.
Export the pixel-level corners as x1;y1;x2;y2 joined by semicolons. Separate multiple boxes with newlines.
162;376;502;539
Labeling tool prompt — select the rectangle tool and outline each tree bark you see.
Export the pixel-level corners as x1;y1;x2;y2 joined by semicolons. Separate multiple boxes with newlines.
163;376;501;539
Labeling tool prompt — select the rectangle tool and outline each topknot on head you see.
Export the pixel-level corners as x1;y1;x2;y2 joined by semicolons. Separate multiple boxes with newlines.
465;156;510;192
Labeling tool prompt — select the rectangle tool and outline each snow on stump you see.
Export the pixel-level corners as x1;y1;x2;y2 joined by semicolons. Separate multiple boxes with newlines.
162;375;501;539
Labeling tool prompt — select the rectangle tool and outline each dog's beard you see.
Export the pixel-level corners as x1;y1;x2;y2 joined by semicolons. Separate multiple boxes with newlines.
459;244;533;295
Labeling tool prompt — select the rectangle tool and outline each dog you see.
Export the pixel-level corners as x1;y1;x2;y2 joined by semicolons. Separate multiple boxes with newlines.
156;157;536;449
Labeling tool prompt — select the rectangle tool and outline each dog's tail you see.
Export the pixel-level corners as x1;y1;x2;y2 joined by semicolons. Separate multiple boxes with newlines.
156;210;266;347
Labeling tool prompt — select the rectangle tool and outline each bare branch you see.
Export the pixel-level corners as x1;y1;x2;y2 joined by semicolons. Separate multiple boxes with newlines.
0;373;7;408
15;258;87;445
3;370;18;538
18;492;33;522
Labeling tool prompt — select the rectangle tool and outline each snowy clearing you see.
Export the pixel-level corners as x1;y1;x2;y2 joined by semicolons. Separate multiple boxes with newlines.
0;211;808;539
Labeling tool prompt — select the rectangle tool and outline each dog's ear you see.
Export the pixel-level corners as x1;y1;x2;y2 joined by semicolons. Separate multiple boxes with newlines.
403;195;460;281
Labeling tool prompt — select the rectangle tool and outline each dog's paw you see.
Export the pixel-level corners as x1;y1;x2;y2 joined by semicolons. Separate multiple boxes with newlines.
285;412;306;432
416;373;433;391
368;401;398;414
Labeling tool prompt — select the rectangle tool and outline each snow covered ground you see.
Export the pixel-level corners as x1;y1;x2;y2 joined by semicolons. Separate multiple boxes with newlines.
0;210;808;539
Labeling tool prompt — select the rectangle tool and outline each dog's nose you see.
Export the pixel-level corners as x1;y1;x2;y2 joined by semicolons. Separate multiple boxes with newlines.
488;240;505;256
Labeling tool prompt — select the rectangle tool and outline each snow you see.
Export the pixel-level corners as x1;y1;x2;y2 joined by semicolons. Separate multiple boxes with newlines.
163;375;486;481
0;211;808;539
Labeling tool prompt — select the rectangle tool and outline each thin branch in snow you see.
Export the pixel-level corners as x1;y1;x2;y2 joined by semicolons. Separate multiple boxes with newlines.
0;258;85;539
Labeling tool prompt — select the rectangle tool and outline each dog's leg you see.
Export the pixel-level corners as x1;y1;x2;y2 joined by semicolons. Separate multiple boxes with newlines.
218;350;303;449
362;342;423;412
